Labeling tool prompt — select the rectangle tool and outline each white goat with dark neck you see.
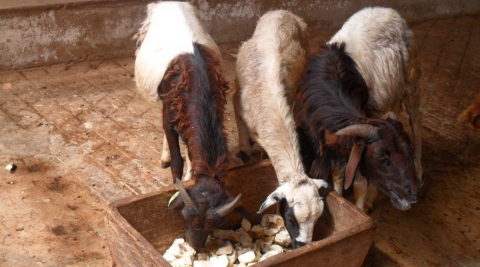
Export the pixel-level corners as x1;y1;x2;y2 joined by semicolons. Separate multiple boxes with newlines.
233;10;329;248
326;7;422;211
134;1;221;181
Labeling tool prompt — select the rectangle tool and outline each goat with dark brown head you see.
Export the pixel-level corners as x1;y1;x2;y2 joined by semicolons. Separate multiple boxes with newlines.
165;43;248;249
134;2;247;250
295;43;421;213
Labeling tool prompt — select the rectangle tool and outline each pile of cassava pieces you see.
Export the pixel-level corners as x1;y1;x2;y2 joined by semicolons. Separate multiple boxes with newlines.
163;214;292;267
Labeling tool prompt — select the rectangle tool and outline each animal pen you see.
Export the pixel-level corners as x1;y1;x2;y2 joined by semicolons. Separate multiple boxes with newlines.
0;0;479;266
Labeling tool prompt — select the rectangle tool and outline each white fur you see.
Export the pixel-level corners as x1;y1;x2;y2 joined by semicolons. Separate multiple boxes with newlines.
134;1;220;103
134;2;220;180
328;7;410;112
234;10;328;245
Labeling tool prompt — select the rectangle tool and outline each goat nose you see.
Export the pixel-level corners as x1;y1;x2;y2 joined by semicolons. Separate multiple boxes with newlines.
409;189;421;203
293;241;307;248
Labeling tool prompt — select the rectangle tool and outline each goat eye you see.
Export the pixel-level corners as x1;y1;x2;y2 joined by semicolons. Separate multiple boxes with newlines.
374;152;387;161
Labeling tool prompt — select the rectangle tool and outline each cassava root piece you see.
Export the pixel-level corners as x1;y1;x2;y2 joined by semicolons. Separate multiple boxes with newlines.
164;214;292;266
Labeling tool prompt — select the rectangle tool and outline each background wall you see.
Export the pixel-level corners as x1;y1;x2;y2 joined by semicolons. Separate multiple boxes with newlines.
1;0;479;70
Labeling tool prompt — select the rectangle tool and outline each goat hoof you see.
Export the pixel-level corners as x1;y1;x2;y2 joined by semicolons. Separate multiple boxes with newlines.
363;206;373;214
236;151;250;163
161;161;171;169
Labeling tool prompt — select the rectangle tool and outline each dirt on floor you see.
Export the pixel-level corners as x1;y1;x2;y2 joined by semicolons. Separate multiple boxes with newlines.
0;15;479;267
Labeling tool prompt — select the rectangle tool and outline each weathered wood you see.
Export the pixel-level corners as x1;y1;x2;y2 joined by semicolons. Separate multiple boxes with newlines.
105;160;376;266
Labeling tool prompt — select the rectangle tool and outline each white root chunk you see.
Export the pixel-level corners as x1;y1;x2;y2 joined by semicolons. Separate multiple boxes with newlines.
209;255;229;267
261;214;284;236
235;243;252;255
274;229;291;247
255;236;274;253
237;228;253;247
166;238;196;258
261;214;284;229
238;250;256;264
227;250;237;266
216;240;234;255
249;225;265;239
166;214;292;265
162;252;176;262
270;244;284;253
193;261;211;267
170;257;189;267
241;219;252;232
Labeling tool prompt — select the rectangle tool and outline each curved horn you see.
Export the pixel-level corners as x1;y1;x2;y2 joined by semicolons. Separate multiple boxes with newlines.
336;124;378;139
216;194;242;217
175;178;196;209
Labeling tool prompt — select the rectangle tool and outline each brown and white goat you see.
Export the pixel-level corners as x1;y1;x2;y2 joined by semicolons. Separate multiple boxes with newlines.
327;7;423;186
458;93;480;130
233;10;329;248
134;1;246;250
295;43;421;213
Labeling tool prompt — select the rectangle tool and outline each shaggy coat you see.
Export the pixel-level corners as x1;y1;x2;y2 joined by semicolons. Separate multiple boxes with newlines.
134;1;244;250
295;42;421;213
327;7;423;184
233;10;328;248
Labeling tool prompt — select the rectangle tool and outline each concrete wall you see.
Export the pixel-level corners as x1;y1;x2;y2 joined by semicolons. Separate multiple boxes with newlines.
1;0;479;70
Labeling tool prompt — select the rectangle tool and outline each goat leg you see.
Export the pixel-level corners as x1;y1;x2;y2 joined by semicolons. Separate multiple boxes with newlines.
233;89;252;163
353;172;368;213
364;183;378;213
404;83;423;184
161;134;171;168
163;117;184;184
332;165;344;196
183;146;193;181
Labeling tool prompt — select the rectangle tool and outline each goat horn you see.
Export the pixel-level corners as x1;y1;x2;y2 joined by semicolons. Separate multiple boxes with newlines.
175;178;196;210
216;194;242;217
336;124;378;139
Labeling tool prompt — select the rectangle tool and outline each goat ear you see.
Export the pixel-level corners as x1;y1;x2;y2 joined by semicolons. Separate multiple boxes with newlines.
344;142;363;190
257;187;285;214
312;179;330;197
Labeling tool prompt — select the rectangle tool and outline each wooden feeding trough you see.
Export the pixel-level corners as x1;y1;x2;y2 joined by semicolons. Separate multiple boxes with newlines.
105;160;376;267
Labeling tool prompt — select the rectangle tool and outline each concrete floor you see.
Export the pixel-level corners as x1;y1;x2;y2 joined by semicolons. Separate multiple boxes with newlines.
1;15;479;267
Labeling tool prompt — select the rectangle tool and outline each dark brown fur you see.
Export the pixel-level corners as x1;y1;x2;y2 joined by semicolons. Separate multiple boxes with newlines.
160;43;247;250
295;43;421;211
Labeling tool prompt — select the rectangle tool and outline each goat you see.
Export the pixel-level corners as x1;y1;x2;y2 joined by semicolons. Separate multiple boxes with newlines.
295;43;421;213
327;7;423;185
233;10;329;248
134;1;246;250
458;93;480;130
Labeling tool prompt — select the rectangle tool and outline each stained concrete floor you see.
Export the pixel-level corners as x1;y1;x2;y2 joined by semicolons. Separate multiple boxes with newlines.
1;15;479;267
